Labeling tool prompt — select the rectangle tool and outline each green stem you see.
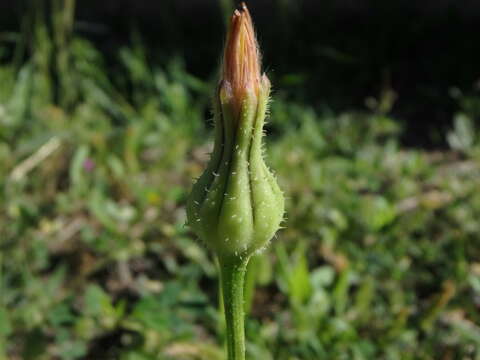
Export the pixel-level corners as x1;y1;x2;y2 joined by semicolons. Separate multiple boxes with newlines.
219;255;250;360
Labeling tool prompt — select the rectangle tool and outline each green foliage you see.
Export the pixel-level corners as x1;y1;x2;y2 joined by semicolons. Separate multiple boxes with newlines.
1;3;480;360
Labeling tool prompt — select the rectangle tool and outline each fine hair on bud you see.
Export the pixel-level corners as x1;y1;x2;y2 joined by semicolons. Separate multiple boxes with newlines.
187;1;284;260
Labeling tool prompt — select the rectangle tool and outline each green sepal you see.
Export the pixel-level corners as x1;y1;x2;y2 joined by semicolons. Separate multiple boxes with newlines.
187;76;284;259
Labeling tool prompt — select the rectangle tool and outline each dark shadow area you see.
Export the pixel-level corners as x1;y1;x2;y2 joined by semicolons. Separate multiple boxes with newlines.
2;0;479;147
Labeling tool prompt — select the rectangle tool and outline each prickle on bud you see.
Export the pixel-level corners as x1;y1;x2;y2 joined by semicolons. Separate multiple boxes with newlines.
187;3;284;259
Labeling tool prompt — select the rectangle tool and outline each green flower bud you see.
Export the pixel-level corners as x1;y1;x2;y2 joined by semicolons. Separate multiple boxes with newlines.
187;4;284;259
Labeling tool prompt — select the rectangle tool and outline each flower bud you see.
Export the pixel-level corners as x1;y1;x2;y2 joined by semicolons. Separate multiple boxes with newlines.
187;3;284;259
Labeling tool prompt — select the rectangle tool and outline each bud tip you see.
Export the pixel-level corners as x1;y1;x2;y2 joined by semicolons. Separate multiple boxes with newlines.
223;3;261;109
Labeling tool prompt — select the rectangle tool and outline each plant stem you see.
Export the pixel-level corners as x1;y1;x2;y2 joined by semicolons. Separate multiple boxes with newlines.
219;255;250;360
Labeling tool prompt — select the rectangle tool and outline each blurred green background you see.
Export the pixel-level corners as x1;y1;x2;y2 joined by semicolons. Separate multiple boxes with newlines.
1;0;480;359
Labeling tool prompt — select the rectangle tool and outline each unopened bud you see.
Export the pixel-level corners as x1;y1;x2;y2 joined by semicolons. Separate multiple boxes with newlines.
187;3;284;259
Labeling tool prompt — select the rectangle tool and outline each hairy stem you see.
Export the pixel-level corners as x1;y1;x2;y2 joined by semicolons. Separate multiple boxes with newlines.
219;255;250;360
